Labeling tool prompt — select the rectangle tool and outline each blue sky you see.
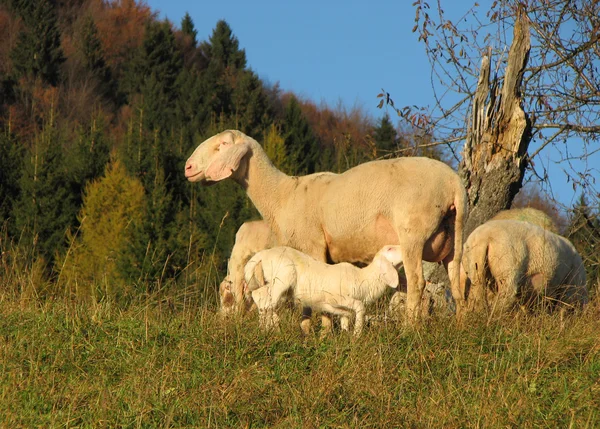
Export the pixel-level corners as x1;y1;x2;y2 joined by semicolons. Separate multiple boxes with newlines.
146;0;598;211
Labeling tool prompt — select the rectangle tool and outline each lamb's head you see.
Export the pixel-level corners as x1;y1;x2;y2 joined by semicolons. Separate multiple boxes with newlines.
378;245;404;269
373;245;404;289
185;130;251;184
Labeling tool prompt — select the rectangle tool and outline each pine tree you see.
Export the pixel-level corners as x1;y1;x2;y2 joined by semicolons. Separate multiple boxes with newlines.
282;95;319;174
10;0;65;86
373;113;397;155
181;12;197;47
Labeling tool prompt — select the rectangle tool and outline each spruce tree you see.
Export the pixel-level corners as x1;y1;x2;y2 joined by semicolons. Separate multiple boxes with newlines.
122;20;183;130
66;115;111;211
13;126;78;262
232;70;272;137
199;20;247;120
79;16;115;101
373;113;397;155
0;132;23;232
181;12;197;47
10;0;65;86
282;95;319;174
567;194;600;294
197;20;274;137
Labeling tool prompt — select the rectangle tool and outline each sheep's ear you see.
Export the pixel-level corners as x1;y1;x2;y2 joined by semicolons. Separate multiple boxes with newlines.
378;257;399;288
205;140;250;181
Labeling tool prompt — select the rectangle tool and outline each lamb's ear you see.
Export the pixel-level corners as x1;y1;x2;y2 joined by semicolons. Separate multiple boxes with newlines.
205;140;250;181
378;257;399;288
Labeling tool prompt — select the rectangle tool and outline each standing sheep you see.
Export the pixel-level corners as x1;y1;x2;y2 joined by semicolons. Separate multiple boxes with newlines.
245;245;404;336
462;219;588;314
185;130;468;323
219;220;276;315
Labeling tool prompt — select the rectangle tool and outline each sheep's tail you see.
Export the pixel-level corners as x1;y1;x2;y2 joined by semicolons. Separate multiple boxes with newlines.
451;183;469;307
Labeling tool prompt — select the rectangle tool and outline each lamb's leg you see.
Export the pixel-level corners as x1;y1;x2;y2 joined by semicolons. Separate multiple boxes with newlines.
320;314;334;336
252;284;288;331
340;316;350;331
404;249;426;324
300;306;312;336
351;300;366;337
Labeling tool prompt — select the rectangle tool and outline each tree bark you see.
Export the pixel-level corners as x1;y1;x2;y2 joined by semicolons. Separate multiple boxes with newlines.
459;13;532;236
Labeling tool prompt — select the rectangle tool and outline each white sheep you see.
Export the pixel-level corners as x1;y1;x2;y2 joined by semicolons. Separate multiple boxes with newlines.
244;245;404;336
218;220;276;315
491;207;559;233
185;130;468;324
461;219;588;314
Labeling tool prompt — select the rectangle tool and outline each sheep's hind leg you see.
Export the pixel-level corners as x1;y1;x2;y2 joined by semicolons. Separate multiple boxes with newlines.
403;249;426;325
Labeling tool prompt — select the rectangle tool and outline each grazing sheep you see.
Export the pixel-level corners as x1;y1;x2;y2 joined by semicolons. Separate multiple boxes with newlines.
245;245;404;336
185;130;468;323
462;219;588;314
491;207;559;233
219;220;276;315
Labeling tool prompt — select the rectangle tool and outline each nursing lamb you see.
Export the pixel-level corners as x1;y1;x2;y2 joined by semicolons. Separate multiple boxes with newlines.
245;245;404;336
219;220;276;315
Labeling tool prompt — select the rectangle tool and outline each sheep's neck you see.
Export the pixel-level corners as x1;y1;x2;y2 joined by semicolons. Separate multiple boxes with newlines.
235;142;293;222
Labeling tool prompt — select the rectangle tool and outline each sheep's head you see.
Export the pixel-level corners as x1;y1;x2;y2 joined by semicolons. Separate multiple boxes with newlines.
185;130;251;184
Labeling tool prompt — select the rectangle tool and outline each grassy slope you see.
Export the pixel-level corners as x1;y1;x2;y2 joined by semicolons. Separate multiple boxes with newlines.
0;297;599;428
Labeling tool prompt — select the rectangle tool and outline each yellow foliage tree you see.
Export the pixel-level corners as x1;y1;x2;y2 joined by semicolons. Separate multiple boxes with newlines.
58;159;146;300
262;123;290;173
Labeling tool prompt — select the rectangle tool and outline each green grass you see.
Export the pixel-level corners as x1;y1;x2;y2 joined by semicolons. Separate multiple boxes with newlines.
0;294;599;428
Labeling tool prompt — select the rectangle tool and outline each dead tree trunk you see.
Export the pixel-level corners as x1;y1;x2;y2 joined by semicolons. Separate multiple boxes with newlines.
459;14;532;236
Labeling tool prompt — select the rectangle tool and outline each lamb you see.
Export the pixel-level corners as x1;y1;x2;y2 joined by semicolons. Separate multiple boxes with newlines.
185;130;468;323
244;245;404;336
461;219;588;314
219;220;276;315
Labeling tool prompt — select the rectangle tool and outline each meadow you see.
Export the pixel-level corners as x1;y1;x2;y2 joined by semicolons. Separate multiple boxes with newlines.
1;287;598;428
